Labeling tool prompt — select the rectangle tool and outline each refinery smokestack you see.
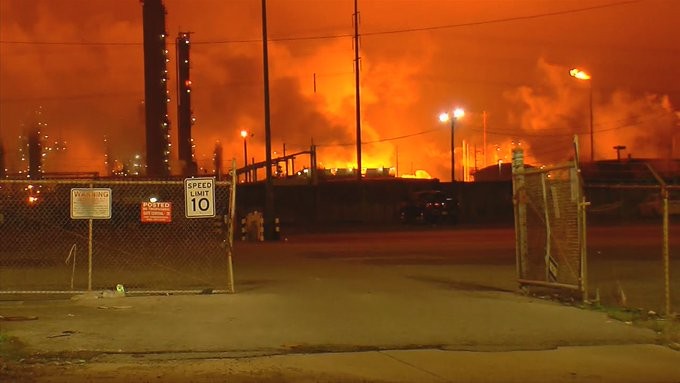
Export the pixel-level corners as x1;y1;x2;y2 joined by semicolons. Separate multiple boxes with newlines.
141;0;171;177
176;32;197;176
0;139;6;178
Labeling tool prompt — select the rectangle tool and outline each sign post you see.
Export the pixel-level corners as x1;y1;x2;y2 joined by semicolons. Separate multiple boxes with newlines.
70;187;112;291
184;177;215;218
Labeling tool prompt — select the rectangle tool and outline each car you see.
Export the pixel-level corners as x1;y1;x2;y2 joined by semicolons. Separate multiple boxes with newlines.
638;191;680;217
399;190;457;224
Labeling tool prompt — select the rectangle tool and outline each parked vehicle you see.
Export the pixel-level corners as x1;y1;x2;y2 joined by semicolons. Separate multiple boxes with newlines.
638;191;680;217
399;190;457;224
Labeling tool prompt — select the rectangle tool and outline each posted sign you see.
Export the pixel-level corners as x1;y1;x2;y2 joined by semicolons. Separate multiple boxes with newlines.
184;177;215;218
141;202;172;223
70;188;112;219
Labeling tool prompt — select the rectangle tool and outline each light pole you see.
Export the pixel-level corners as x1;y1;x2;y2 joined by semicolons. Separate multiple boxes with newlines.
240;130;248;182
569;68;593;162
439;108;465;182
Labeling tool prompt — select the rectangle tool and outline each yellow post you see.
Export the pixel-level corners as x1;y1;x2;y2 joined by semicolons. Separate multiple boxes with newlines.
88;182;93;291
662;187;670;317
581;196;589;303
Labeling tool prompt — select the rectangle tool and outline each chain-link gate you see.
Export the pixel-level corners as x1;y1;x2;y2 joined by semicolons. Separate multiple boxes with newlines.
512;148;588;299
0;163;237;295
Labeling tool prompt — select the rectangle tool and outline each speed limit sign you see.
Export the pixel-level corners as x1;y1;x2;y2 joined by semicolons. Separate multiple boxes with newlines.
184;177;215;218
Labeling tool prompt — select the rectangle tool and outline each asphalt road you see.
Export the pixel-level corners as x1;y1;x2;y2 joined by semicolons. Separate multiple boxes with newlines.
1;224;679;382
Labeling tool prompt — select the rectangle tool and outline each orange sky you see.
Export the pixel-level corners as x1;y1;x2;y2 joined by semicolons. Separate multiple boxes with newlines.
1;0;678;180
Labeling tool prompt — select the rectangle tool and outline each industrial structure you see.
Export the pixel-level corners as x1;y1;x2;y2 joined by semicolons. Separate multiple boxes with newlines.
176;32;197;176
26;127;42;179
0;140;5;178
141;0;171;177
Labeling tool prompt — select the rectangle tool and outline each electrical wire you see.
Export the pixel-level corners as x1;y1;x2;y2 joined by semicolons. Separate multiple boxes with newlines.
465;111;672;138
0;0;640;46
361;0;640;37
297;107;673;149
297;126;445;148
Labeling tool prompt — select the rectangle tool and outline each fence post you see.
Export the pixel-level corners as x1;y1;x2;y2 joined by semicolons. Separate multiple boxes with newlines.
88;183;93;291
662;186;670;317
646;163;671;317
512;148;528;288
226;159;237;293
541;173;553;282
580;196;589;302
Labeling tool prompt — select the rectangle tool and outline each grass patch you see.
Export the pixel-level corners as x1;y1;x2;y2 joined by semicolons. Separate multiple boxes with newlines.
584;303;680;348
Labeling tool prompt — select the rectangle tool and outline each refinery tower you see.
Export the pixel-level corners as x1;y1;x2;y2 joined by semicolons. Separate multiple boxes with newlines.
141;0;171;177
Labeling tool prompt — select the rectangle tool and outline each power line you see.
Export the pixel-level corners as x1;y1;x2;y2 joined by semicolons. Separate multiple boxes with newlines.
309;127;446;148
0;0;639;46
362;0;640;37
466;111;671;138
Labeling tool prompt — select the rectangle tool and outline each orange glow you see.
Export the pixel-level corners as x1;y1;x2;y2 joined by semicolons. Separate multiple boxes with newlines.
401;170;433;179
0;2;677;180
569;68;591;80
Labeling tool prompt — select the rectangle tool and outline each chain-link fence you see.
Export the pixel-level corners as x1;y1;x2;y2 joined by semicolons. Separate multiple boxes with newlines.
585;163;679;315
512;148;587;298
513;152;678;316
0;176;235;295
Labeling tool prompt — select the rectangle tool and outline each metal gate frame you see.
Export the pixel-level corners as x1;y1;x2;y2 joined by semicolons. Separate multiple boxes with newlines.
512;148;588;301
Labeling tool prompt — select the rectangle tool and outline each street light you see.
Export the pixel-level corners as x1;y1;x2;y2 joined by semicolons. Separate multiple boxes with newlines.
439;108;465;182
240;130;249;182
569;68;594;162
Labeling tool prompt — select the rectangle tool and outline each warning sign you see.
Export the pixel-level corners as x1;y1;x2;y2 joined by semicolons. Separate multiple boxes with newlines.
140;202;172;223
70;188;112;219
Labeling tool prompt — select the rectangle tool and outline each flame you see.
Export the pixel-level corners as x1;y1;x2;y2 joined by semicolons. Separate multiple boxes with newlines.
401;170;432;179
569;68;591;80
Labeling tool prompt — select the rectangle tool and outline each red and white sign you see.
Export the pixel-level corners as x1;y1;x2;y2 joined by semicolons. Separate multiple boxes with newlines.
140;202;172;223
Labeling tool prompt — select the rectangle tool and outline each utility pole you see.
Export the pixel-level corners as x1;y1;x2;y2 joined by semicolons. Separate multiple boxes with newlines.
483;111;487;168
353;0;362;182
262;0;275;240
589;85;594;162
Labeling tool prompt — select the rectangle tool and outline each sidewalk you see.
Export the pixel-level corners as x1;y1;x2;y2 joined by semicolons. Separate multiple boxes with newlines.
4;345;680;383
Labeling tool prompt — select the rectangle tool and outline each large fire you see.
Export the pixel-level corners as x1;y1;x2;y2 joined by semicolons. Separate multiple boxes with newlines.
1;2;677;181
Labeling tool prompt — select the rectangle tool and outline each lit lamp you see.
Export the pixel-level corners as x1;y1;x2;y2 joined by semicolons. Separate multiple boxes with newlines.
439;108;465;182
569;68;593;162
240;130;249;182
